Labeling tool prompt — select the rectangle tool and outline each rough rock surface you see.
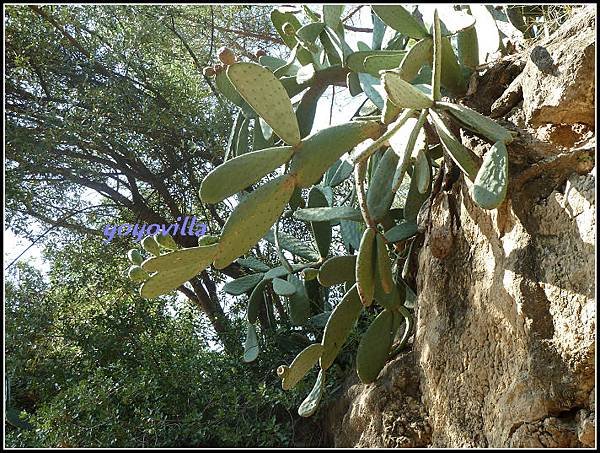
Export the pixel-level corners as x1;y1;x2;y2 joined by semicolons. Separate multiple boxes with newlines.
325;6;595;448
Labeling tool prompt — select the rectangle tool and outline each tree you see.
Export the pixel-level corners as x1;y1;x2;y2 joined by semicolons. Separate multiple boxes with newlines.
5;4;279;351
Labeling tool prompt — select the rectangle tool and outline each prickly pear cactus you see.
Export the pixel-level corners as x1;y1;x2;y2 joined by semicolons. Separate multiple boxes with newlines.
123;4;523;420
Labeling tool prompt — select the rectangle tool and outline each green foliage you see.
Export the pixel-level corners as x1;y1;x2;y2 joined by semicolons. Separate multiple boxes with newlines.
7;3;557;441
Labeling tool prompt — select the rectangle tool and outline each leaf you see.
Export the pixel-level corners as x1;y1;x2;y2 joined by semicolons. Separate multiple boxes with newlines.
327;159;355;187
141;235;161;256
227;62;301;146
243;323;260;363
272;277;297;296
307;187;331;260
384;221;418;243
358;73;385;110
318;255;357;287
372;10;386;50
356;228;377;306
375;234;394;294
319;29;342;65
372;5;429;39
363;53;407;76
264;230;320;261
472;141;508;210
432;9;442;101
296;84;327;139
214;174;296;269
298;369;325;417
346;72;363;96
436;102;514;144
415;149;431;194
440;37;467;96
237;256;271;272
347;50;406;74
215;71;256;118
141;244;217;273
287;274;311;326
259;55;288;72
247;279;267;323
289;121;381;188
296;22;326;46
457;26;479;69
224;273;265;296
323;5;344;28
200;146;294;204
320;285;363;372
429;110;479;181
279;343;324;390
367;147;400;221
404;163;430;222
294;206;362;222
382;72;434;109
356;309;395;384
340;219;365;252
271;9;302;49
396;37;433;83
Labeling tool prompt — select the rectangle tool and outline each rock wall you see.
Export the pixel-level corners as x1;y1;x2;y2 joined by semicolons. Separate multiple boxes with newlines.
325;6;595;448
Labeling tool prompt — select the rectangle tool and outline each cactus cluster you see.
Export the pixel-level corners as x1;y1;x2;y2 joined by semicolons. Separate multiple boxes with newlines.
125;5;518;418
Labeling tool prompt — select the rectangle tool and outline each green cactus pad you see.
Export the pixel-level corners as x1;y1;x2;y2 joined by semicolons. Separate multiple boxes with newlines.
243;323;260;363
302;268;319;281
347;50;406;74
141;244;217;273
429;110;479;181
140;265;198;299
432;10;442;101
227;63;301;146
223;273;265;296
270;9;302;49
372;5;429;39
396;37;433;83
384;221;418;243
200;146;294;204
404;162;431;222
317;255;357;287
457;26;479;70
272;277;296;296
375;234;393;294
280;343;324;390
415;149;431;194
289;121;381;188
128;265;149;282
237;256;271;272
367;147;400;221
356;308;395;384
440;37;467;96
155;232;178;250
127;249;144;265
287;274;311;326
356;228;377;307
247;279;267;324
298;369;325;417
364;53;407;76
437;102;514;144
472;141;509;210
320;284;362;370
214;174;296;269
293;206;362;222
264;229;320;262
141;235;161;257
382;72;434;109
307;187;331;259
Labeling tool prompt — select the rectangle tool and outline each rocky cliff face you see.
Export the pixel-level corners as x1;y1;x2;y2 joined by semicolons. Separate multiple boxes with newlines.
325;7;595;448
